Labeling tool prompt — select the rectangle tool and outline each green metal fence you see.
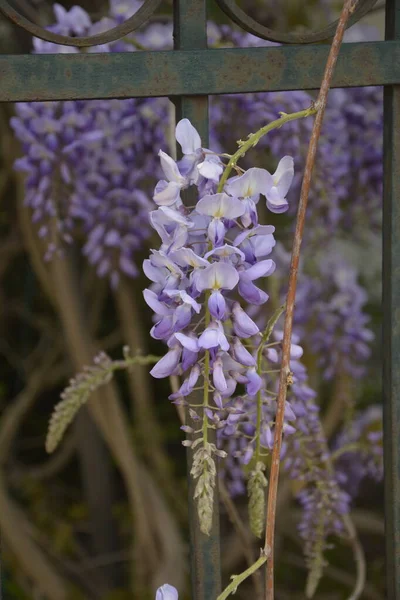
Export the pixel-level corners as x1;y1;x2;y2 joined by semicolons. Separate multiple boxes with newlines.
0;0;398;598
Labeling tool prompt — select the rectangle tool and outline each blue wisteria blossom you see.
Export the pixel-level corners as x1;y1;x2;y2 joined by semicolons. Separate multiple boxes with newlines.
144;118;294;533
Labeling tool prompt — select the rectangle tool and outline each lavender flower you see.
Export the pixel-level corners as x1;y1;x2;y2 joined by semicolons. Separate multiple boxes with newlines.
156;584;178;600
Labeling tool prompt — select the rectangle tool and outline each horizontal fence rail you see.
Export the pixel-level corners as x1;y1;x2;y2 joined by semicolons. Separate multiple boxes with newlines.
0;41;399;102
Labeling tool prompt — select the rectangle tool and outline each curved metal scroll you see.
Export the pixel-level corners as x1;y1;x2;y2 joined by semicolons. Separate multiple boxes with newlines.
0;0;162;47
214;0;378;44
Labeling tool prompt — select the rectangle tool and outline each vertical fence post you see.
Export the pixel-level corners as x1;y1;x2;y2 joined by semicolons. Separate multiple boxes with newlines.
173;2;221;599
383;0;400;596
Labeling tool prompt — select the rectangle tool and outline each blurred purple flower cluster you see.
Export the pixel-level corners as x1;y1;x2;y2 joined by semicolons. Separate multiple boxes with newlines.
11;2;169;285
334;405;383;496
294;254;374;380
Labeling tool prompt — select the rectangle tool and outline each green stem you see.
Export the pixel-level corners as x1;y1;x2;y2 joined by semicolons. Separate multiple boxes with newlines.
217;106;317;193
254;305;286;463
217;553;268;600
203;291;211;444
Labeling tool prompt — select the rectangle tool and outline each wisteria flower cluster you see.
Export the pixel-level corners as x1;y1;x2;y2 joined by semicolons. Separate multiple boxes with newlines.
144;118;294;534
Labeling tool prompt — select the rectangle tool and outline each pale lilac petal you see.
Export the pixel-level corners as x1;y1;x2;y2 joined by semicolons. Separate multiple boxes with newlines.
176;118;201;154
159;150;185;184
151;316;174;340
143;259;165;283
245;368;263;396
261;426;273;449
225;167;273;199
242;446;254;465
174;304;193;330
175;332;199;352
205;244;245;262
159;206;193;228
199;322;229;351
265;186;289;214
245;259;276;281
207;218;225;247
213;356;227;392
197;262;239;291
198;155;223;181
198;326;219;350
290;343;303;359
150;250;183;275
231;337;256;367
169;365;201;399
218;330;230;352
171;247;209;268
150;348;181;378
267;348;279;363
181;348;198;371
154;180;181;206
143;289;172;316
165;289;201;313
253;233;276;258
232;302;259;337
208;290;226;320
156;584;179;600
272;156;294;197
283;423;296;435
233;225;275;247
197;193;245;219
240;197;258;228
238;277;269;305
213;391;223;409
222;376;237;398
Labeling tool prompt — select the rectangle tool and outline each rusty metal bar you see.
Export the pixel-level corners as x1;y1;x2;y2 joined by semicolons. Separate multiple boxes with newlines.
173;2;221;600
383;0;400;597
1;41;400;103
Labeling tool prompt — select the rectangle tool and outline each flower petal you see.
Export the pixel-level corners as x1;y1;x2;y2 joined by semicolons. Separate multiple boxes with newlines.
175;332;199;352
197;262;239;291
143;289;172;316
156;584;179;600
176;118;201;154
272;156;294;197
197;193;245;219
150;348;181;378
225;167;273;199
159;150;185;184
208;290;226;320
232;302;259;337
245;259;276;281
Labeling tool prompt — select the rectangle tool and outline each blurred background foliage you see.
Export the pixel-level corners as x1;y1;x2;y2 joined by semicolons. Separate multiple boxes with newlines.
0;0;385;599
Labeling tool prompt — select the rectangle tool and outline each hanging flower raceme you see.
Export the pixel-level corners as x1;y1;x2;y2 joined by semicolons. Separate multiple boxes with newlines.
144;118;294;534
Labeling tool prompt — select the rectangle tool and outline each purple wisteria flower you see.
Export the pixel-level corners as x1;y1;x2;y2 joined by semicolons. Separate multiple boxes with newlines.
144;118;294;534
